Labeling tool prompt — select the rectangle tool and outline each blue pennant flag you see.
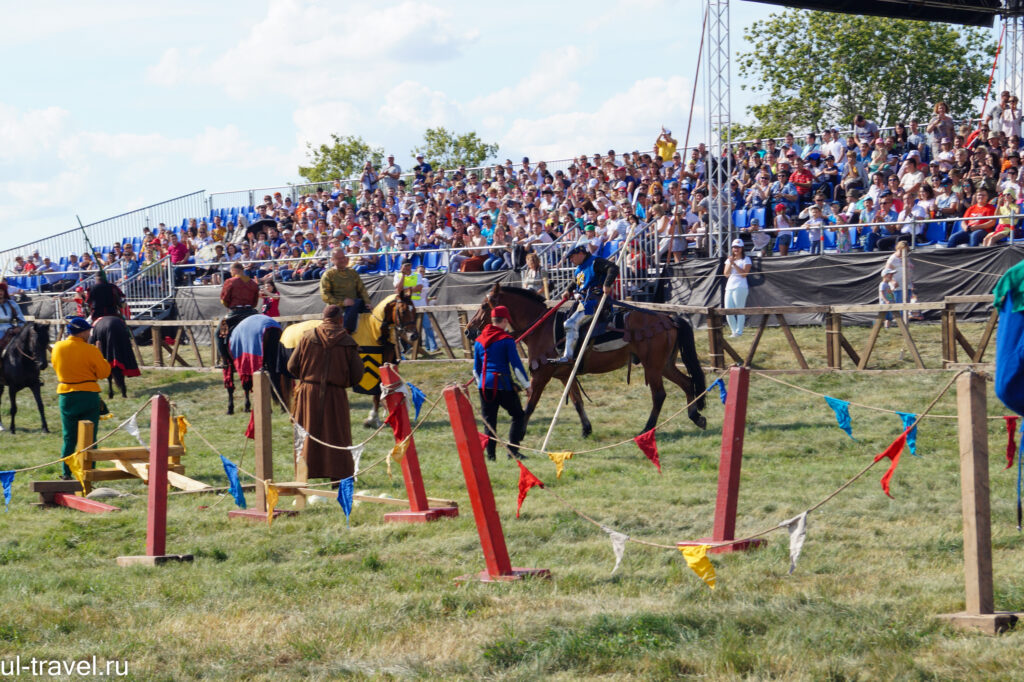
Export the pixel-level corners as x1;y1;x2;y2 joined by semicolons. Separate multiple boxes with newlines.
0;471;13;511
337;477;354;526
408;382;426;421
897;412;919;457
824;396;854;439
711;378;727;405
219;455;247;509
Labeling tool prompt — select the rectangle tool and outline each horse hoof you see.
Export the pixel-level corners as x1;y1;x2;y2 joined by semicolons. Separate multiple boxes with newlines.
226;408;234;416
41;428;49;434
692;414;707;430
581;425;592;439
363;418;379;429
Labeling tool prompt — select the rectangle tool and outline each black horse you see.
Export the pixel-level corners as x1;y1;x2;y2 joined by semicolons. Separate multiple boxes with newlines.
91;315;141;399
218;312;286;415
0;322;51;434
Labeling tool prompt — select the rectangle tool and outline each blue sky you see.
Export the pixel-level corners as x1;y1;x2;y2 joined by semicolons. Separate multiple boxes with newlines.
0;1;1000;247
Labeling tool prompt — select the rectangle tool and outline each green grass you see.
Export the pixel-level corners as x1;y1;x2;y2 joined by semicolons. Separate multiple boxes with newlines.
1;322;1022;680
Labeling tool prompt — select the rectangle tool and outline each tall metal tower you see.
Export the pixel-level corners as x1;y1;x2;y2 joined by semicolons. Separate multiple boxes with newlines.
705;0;732;258
1007;14;1024;99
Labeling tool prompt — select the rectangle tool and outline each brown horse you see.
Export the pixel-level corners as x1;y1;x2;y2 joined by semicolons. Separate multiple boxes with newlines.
466;284;706;437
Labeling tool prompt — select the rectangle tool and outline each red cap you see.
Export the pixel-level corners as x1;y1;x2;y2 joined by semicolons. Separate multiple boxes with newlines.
491;305;511;321
774;203;786;213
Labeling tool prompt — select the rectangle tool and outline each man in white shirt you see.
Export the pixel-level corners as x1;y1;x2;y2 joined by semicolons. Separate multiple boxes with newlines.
605;205;629;241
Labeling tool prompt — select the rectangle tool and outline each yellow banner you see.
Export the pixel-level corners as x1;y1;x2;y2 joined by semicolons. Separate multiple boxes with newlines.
175;416;191;451
265;482;278;526
547;451;574;478
63;452;86;490
679;545;716;590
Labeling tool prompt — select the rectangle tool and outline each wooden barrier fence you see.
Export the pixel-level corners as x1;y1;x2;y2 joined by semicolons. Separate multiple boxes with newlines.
31;295;998;372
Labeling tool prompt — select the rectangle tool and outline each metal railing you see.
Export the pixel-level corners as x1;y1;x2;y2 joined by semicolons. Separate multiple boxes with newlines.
0;191;206;273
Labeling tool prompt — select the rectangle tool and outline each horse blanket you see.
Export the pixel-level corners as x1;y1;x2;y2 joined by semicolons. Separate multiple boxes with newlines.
995;260;1024;415
229;314;282;384
91;315;140;377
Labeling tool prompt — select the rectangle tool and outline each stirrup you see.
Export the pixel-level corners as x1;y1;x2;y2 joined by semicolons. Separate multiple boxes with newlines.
551;356;574;365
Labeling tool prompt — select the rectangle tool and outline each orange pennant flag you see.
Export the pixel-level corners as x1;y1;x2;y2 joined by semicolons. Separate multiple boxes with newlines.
874;429;909;498
516;461;544;518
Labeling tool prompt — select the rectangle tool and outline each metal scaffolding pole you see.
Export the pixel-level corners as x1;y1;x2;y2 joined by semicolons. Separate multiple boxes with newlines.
1007;15;1024;100
705;0;732;258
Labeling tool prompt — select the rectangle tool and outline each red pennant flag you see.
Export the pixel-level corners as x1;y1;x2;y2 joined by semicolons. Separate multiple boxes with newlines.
633;429;661;473
385;408;401;432
874;430;909;498
1004;416;1020;469
478;430;490;453
244;411;255;440
516;461;544;518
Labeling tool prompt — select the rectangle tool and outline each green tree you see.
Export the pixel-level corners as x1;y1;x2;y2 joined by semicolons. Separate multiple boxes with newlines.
735;10;995;138
298;134;384;182
411;127;498;169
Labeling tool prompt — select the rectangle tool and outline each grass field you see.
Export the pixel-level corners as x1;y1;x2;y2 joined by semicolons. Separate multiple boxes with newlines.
1;322;1022;680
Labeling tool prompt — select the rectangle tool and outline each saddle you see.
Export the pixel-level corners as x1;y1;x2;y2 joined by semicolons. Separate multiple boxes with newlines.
0;326;19;358
219;306;259;339
552;309;630;358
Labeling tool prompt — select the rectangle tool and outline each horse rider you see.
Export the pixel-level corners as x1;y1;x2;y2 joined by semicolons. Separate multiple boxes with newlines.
473;305;529;461
85;269;127;319
0;282;26;356
320;249;372;334
218;261;261;363
52;317;110;480
554;244;620;364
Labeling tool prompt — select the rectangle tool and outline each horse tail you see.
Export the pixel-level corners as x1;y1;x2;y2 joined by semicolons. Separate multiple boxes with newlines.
674;315;705;411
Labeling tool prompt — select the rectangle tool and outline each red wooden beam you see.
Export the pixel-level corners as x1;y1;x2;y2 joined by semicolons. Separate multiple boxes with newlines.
443;384;549;582
380;364;458;523
52;493;120;514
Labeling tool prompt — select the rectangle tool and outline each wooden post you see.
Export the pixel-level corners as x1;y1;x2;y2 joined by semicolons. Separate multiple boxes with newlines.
443;384;549;582
229;371;295;522
706;310;724;370
75;420;96;497
152;329;163;367
939;372;1022;633
117;395;193;566
379;364;458;522
679;366;764;554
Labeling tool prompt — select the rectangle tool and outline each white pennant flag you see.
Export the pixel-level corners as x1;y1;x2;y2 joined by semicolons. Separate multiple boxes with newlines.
779;512;808;575
293;424;308;464
125;415;145;446
601;526;629;574
350;444;364;482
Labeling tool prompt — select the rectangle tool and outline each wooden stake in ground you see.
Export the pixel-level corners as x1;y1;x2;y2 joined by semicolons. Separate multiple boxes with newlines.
938;371;1023;634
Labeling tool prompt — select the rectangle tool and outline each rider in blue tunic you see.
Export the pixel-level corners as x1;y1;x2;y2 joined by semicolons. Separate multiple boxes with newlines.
473;305;530;461
554;245;620;364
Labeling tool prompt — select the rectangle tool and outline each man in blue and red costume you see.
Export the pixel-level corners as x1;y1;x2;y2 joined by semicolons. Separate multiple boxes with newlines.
554;244;620;364
473;305;529;461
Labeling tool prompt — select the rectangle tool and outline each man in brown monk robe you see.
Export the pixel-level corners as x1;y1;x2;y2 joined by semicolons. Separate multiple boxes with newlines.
287;304;365;480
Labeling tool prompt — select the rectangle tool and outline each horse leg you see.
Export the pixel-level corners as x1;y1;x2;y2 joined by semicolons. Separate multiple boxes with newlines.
641;371;667;436
523;367;556;432
364;395;381;429
567;381;592;438
223;366;236;415
242;377;253;413
115;368;127;399
108;375;114;400
8;385;17;435
30;382;49;433
663;354;706;430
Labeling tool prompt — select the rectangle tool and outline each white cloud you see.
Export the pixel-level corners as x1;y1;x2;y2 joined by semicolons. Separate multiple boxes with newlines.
467;46;587;124
0;104;71;162
378;81;462;130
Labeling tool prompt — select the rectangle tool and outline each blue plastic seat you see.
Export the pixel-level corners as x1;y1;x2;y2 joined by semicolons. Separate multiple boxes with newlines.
732;210;748;228
423;251;439;270
792;230;811;252
918;221;948;246
747;207;766;227
823;229;837;250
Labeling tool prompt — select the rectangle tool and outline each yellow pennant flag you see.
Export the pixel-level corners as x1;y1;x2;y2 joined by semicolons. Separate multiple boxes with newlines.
265;481;279;526
547;451;574;479
175;416;191;451
679;545;716;590
386;452;393;479
63;452;87;490
391;439;410;463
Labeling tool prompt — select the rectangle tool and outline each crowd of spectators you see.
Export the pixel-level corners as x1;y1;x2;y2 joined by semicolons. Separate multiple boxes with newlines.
9;96;1024;298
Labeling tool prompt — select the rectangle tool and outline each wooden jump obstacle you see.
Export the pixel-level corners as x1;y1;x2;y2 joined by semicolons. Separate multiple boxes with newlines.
117;395;193;566
31;396;210;513
444;384;549;582
229;368;458;523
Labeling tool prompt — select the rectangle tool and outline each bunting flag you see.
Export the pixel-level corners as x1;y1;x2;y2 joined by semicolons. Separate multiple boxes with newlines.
779;512;808;575
678;545;716;590
874;430;909;498
0;471;13;511
478;430;490;453
390;439;410;464
219;455;246;509
125;414;145;446
264;482;279;526
548;451;573;479
896;412;919;457
350;444;364;481
175;416;190;451
63;452;86;490
633;429;661;473
711;377;727;405
385;406;401;431
516;461;544;518
824;396;854;439
1004;416;1020;469
245;411;255;439
601;526;628;574
408;382;426;421
293;424;308;464
337;477;354;526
